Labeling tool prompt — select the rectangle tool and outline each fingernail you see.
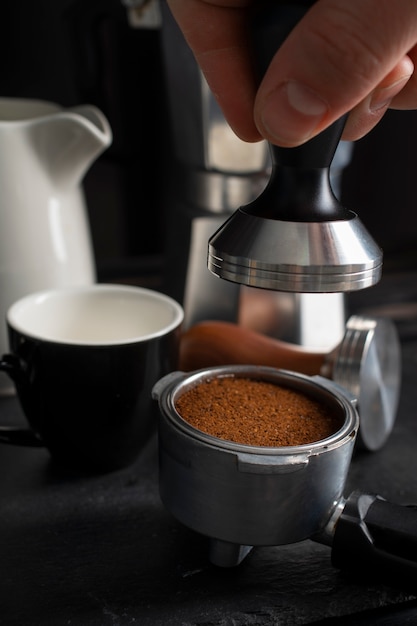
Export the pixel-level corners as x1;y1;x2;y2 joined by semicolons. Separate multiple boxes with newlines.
370;75;411;112
261;81;328;145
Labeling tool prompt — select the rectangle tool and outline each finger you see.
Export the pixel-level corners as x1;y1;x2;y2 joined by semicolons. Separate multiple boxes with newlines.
166;0;261;142
388;45;417;109
343;55;415;141
254;0;417;147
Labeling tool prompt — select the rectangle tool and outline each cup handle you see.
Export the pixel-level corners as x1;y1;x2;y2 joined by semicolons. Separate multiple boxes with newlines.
0;354;44;447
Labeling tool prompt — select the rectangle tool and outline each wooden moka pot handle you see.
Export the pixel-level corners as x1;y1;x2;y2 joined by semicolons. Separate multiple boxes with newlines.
179;321;334;376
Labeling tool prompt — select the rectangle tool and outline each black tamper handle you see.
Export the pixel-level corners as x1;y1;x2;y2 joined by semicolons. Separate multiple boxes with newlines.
250;1;349;220
331;491;417;588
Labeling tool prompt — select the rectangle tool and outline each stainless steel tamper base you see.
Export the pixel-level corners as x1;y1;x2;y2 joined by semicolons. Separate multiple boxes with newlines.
208;209;382;293
332;315;401;452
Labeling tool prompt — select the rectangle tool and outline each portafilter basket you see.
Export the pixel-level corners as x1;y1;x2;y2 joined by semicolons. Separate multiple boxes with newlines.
153;366;417;588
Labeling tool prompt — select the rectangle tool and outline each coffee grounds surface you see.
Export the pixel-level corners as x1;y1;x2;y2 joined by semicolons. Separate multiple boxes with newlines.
175;377;342;447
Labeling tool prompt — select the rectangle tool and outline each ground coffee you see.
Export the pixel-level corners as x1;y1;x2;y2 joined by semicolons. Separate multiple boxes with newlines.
175;376;342;447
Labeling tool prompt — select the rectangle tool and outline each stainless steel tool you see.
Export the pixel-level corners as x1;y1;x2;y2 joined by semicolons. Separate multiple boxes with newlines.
153;366;417;589
331;315;401;451
208;2;382;293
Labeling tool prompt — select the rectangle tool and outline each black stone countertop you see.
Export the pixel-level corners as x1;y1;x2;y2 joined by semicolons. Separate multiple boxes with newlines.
1;272;417;626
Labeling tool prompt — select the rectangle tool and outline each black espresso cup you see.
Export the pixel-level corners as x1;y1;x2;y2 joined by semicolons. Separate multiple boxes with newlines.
0;284;183;473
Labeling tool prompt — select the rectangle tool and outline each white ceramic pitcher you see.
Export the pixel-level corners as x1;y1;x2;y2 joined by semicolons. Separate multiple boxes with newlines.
0;98;112;394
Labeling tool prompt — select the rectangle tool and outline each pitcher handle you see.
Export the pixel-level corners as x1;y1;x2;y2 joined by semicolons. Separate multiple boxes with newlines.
0;355;43;447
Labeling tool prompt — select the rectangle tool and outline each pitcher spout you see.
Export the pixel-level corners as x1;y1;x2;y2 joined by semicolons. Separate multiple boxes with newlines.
28;103;113;189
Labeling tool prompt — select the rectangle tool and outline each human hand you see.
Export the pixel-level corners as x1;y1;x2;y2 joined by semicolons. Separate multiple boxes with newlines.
166;0;417;147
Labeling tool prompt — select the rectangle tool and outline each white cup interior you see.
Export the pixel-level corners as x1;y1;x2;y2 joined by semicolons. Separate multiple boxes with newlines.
7;284;184;345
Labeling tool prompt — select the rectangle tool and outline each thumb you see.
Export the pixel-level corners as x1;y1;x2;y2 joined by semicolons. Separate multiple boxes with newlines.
254;0;417;147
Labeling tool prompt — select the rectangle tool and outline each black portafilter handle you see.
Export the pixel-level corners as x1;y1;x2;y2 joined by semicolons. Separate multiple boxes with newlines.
331;491;417;589
250;1;350;220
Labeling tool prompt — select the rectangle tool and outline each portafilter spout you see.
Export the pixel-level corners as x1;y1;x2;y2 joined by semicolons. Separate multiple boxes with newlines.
208;2;382;293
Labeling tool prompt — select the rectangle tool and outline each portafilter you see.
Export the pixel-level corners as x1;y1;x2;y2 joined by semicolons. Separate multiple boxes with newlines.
153;366;417;590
